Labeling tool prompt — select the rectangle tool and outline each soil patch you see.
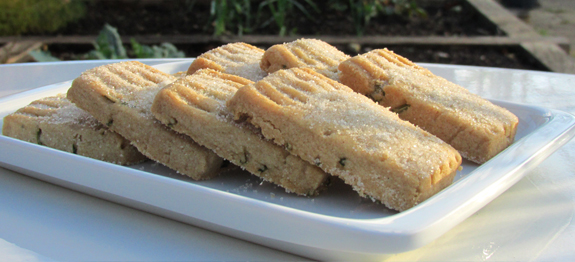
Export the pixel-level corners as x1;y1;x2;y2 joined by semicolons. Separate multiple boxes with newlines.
40;0;546;71
44;0;499;37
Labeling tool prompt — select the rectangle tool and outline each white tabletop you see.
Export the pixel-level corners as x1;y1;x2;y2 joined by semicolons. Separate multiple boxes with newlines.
1;59;574;261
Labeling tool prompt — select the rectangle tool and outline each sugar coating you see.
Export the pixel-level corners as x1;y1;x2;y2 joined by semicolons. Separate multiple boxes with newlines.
227;68;462;211
49;103;98;126
260;38;350;80
187;42;267;82
67;61;223;180
2;94;147;165
338;48;519;163
304;93;447;174
124;79;174;118
151;69;329;195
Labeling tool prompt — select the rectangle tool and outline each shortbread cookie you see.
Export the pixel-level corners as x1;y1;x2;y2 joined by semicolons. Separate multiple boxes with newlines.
152;69;329;195
260;38;349;80
338;48;519;164
227;68;462;211
187;42;267;82
2;94;147;165
67;61;223;180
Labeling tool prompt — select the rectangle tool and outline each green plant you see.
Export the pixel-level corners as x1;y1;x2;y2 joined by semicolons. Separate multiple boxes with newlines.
258;0;319;36
209;0;255;36
537;28;549;36
87;24;127;59
381;0;427;18
85;24;185;60
233;0;256;35
328;0;348;12
0;0;85;36
332;0;427;36
210;0;229;36
349;0;383;36
131;40;185;59
28;49;60;62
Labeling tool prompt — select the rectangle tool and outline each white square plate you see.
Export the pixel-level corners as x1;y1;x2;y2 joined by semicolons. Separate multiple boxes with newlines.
1;61;574;261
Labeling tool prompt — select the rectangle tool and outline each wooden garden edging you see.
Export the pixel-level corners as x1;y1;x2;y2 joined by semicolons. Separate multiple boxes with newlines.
0;41;42;64
466;0;575;74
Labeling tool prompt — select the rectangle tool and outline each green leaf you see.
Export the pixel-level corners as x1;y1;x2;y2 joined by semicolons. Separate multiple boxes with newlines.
91;24;127;59
28;50;60;62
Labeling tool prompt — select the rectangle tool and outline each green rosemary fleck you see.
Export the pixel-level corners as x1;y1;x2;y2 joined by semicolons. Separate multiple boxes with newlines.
102;94;117;104
391;104;410;114
258;165;268;173
240;150;249;165
369;83;386;102
167;118;178;128
36;129;42;145
339;157;347;167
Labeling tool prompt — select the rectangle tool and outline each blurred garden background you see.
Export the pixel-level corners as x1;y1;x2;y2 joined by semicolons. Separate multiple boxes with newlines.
1;0;574;73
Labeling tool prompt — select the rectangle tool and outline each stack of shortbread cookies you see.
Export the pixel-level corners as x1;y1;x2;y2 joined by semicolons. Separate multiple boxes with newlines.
2;38;518;211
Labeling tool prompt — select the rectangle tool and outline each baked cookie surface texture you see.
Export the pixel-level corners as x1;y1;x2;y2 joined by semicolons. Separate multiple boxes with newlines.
152;69;329;195
339;48;519;164
2;94;147;165
187;42;267;82
227;67;462;211
67;61;223;180
260;38;349;80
